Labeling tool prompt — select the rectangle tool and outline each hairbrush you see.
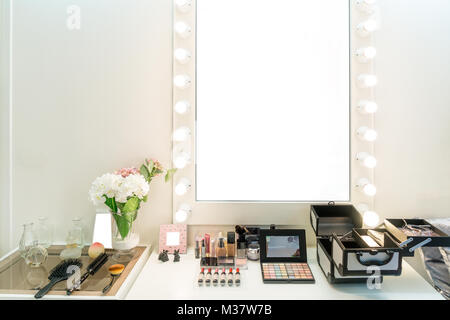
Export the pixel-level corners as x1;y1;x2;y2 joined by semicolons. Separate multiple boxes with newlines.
34;259;82;299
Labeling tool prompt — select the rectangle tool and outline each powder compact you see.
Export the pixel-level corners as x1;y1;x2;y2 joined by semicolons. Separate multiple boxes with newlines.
259;229;315;284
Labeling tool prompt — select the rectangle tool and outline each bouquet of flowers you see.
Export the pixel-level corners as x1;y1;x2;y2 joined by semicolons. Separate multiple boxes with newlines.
89;159;176;240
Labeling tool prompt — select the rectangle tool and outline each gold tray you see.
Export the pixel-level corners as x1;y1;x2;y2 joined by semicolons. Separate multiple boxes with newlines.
0;245;145;297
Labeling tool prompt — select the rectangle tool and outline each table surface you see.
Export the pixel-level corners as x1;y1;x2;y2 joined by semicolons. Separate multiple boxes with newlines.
126;247;445;300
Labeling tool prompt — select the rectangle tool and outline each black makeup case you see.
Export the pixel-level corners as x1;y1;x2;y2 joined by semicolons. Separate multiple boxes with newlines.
311;204;400;283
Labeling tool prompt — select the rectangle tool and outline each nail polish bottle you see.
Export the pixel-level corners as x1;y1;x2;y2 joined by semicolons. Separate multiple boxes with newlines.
227;268;234;287
198;268;205;286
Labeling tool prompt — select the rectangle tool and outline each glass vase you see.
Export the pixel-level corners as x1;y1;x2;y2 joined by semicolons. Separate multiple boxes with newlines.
111;211;140;262
36;217;52;248
19;223;48;267
66;217;85;248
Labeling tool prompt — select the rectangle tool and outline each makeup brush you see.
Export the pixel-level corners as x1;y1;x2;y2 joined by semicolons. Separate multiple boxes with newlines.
34;259;82;299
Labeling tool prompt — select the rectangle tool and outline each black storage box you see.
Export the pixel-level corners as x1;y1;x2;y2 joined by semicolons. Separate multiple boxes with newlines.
384;219;450;257
311;204;402;283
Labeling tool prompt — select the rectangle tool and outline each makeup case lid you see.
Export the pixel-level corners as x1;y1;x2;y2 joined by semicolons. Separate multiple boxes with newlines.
310;204;363;238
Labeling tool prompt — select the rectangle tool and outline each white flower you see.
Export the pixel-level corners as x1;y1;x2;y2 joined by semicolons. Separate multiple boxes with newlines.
89;173;123;205
116;174;149;203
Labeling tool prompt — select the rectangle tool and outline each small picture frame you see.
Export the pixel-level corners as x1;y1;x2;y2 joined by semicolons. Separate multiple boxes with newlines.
159;224;187;254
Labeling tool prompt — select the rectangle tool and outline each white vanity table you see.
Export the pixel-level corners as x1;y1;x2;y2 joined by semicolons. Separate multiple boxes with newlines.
126;248;444;300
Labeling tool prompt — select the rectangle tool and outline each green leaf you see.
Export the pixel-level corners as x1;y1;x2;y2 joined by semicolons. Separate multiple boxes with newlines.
142;195;148;202
122;196;140;213
123;211;138;223
165;168;177;182
112;213;130;239
147;160;154;176
104;197;117;213
140;164;150;182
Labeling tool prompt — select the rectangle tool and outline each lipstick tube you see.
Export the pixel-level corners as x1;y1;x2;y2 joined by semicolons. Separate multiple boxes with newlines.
198;268;205;286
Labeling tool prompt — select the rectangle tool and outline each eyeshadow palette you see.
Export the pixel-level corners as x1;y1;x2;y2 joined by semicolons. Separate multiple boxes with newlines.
259;229;315;284
261;263;315;283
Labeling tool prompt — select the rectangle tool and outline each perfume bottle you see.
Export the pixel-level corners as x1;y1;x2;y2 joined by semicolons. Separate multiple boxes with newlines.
36;217;52;249
236;242;247;268
19;223;48;267
66;217;85;248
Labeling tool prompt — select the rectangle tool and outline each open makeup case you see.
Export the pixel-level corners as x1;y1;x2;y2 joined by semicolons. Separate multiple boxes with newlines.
310;204;450;284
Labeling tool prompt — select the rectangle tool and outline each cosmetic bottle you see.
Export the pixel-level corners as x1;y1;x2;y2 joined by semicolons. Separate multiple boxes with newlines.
216;237;227;265
220;268;226;286
198;268;205;286
236;242;248;269
213;268;219;287
205;268;212;286
227;232;236;257
205;234;211;257
234;268;241;287
195;237;200;259
227;268;234;287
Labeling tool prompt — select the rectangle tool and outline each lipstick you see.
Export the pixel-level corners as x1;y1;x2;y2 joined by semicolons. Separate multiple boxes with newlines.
235;268;241;287
205;268;212;286
220;268;226;287
212;268;219;286
227;268;233;287
198;268;205;286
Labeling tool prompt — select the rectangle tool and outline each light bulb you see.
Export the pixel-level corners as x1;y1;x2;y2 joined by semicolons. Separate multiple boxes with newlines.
356;178;377;196
357;126;378;142
173;151;191;169
173;126;191;142
174;48;191;64
356;152;377;168
357;100;378;114
363;211;380;228
357;20;378;37
174;21;191;39
355;47;377;63
175;0;192;13
357;74;378;88
175;203;191;222
356;0;377;14
174;101;191;115
173;74;191;89
175;178;191;196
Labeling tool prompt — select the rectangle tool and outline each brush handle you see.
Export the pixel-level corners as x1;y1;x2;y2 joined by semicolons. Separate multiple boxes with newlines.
102;276;117;294
34;277;65;299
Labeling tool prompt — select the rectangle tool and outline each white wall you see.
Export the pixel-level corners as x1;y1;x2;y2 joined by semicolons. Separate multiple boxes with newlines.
374;0;450;222
0;0;173;256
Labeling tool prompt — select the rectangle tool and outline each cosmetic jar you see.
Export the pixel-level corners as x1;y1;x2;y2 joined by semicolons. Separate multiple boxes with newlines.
247;243;260;261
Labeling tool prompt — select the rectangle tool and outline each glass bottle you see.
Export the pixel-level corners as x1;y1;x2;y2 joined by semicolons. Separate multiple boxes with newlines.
66;217;85;248
36;217;52;248
19;223;48;267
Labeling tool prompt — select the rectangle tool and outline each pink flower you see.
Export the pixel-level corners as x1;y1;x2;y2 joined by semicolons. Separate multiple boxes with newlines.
115;167;139;178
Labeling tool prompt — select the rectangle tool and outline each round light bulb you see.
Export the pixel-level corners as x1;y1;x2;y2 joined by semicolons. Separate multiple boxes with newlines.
173;151;191;169
173;74;191;89
174;48;191;64
357;20;378;37
357;127;378;142
357;100;378;114
175;0;192;13
175;203;191;222
357;74;378;88
175;178;191;196
355;47;377;63
356;152;377;168
356;0;377;14
173;126;191;142
363;211;380;228
174;21;191;39
174;101;191;115
357;178;377;197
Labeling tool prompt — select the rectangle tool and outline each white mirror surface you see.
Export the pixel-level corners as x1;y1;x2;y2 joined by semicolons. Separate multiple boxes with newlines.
196;0;350;202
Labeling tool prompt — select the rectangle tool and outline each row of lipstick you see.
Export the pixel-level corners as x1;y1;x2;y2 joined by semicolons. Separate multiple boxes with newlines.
197;267;241;287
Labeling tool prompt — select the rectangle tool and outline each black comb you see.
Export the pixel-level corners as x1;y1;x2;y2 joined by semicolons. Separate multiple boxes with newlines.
34;258;82;299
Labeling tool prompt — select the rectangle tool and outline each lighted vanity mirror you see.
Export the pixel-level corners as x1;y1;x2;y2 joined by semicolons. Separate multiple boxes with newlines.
196;0;351;202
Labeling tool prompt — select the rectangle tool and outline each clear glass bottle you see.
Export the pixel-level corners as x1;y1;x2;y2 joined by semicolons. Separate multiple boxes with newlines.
66;217;85;248
36;217;52;248
19;223;48;267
